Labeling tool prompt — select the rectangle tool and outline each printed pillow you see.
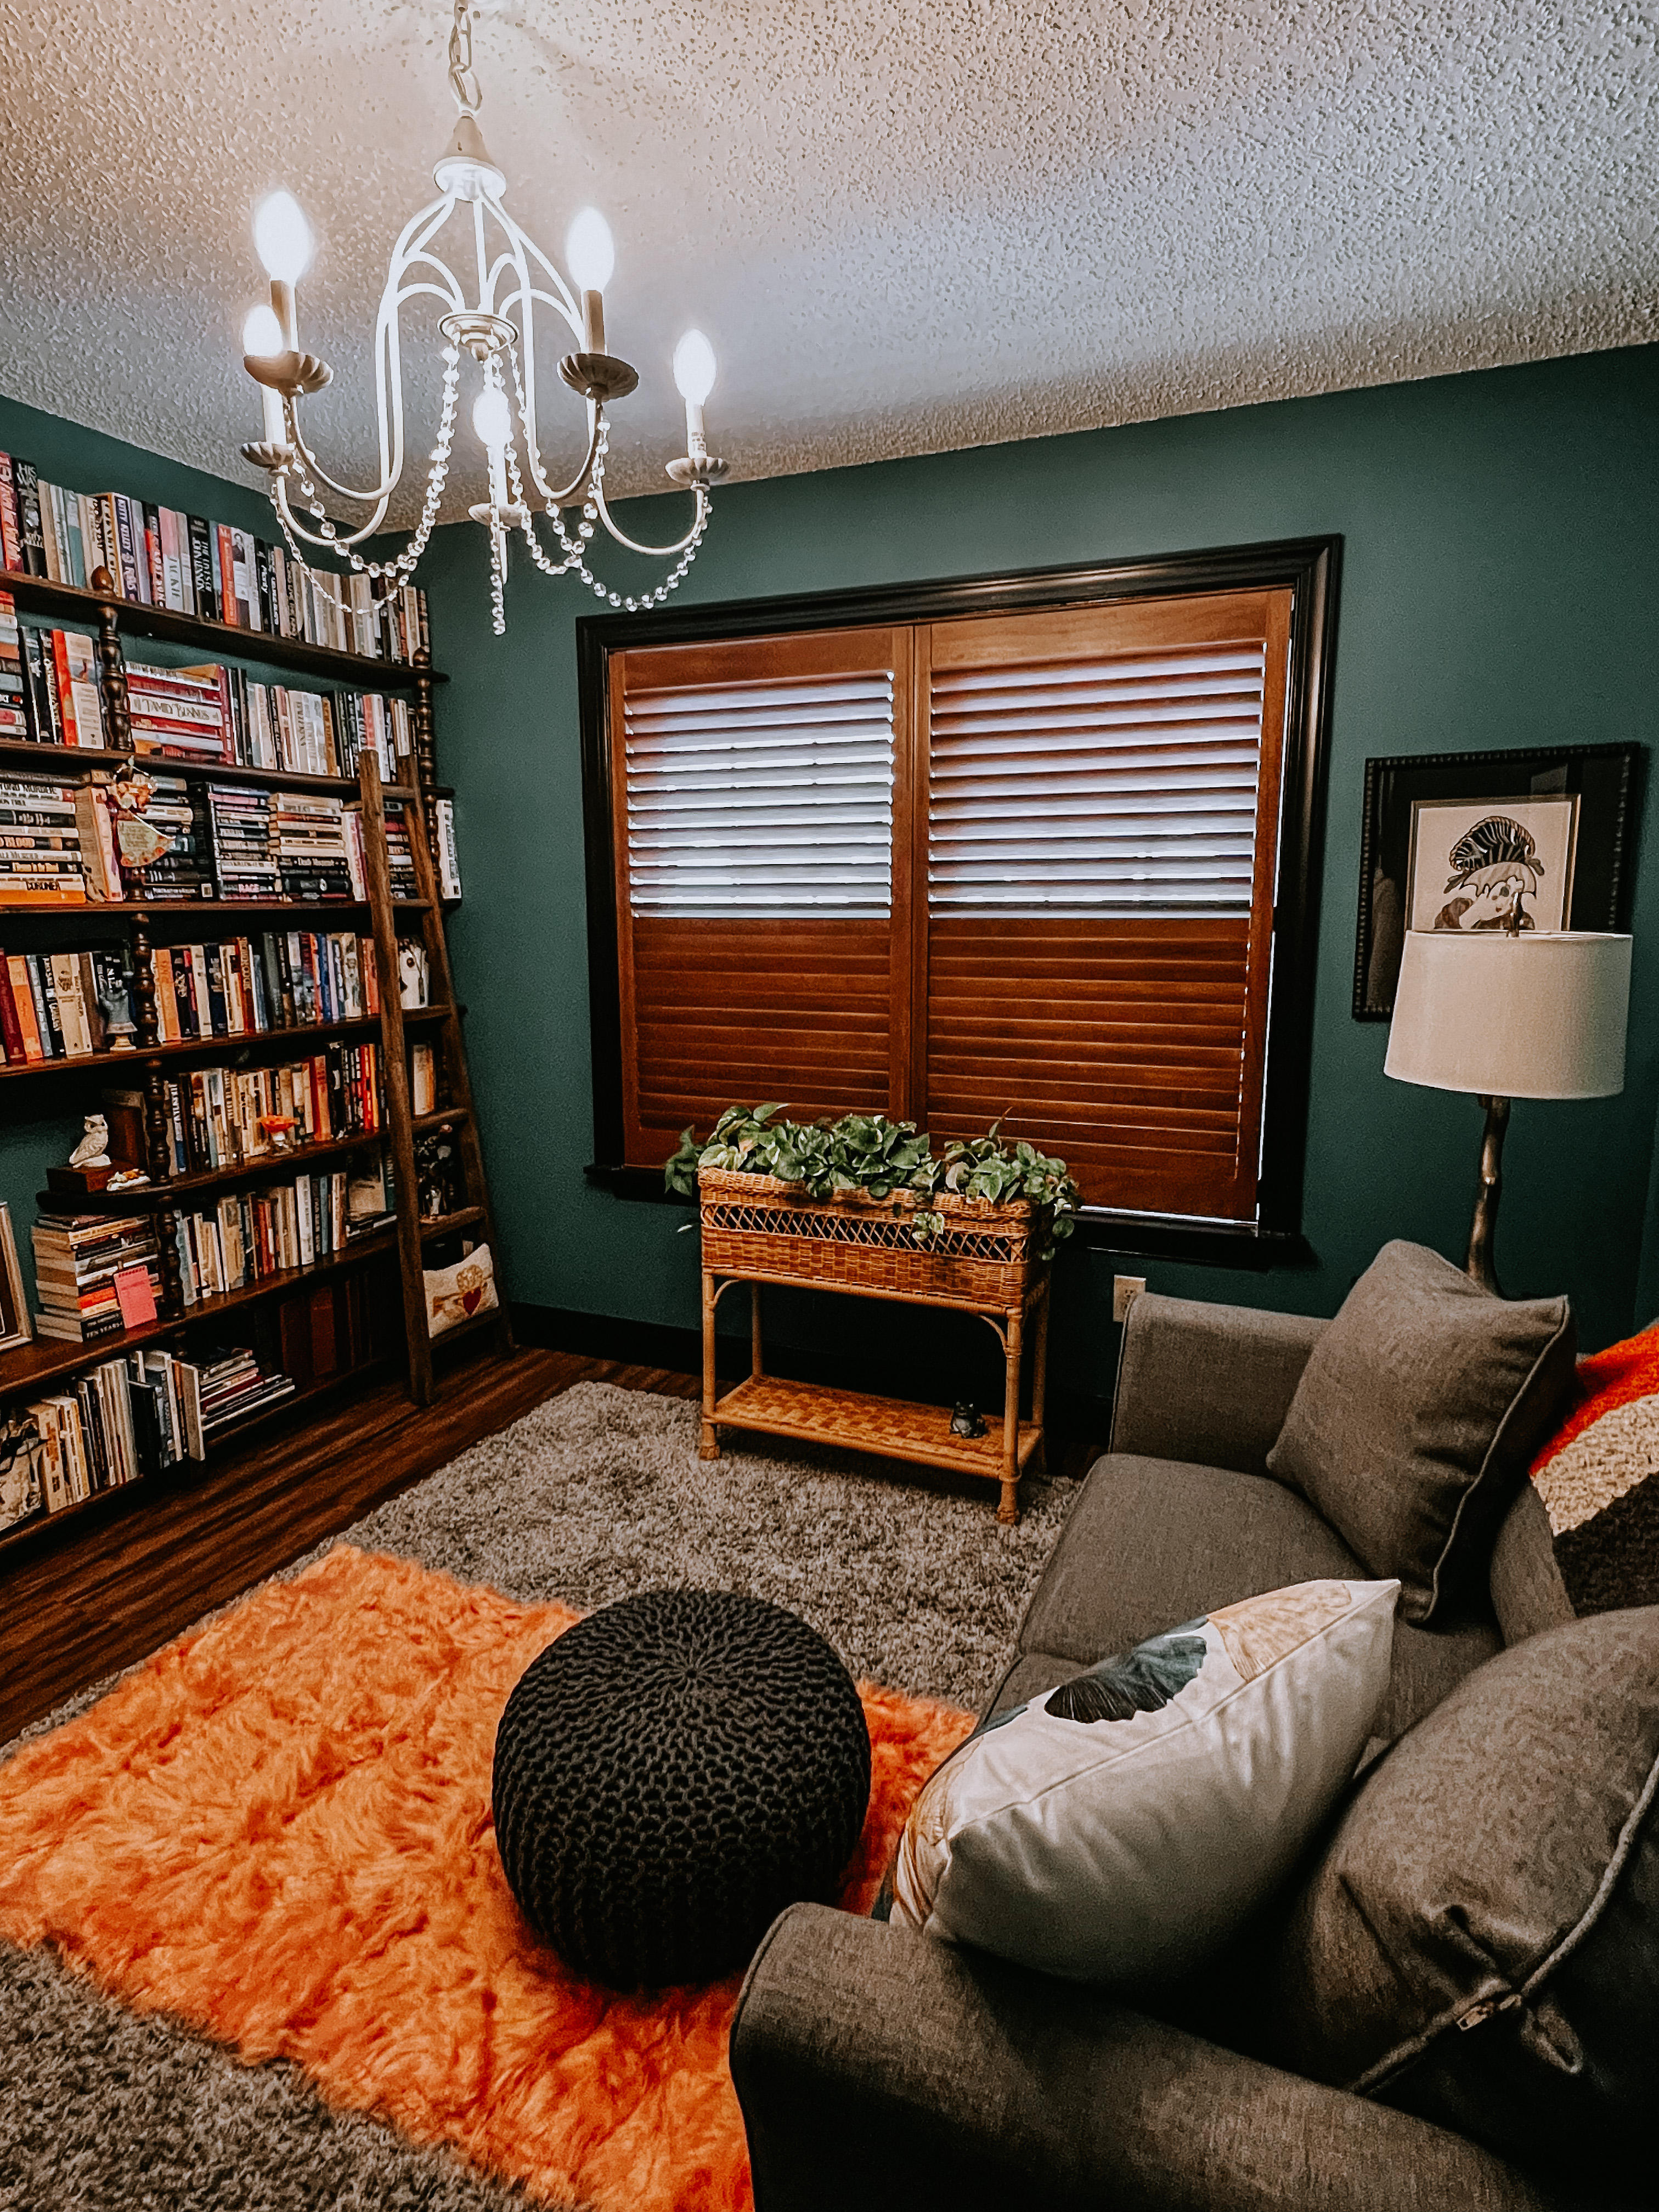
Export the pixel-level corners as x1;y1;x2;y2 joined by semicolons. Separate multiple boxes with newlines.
1527;1322;1659;1615
1258;1607;1659;2199
889;1578;1398;1987
1266;1241;1576;1624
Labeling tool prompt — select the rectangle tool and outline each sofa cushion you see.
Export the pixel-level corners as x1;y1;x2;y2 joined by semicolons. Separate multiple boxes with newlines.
1266;1241;1575;1626
891;1580;1399;1988
1488;1482;1575;1646
1259;1607;1659;2199
1019;1453;1499;1743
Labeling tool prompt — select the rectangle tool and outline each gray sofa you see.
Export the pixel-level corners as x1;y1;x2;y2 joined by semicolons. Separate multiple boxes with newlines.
729;1291;1653;2212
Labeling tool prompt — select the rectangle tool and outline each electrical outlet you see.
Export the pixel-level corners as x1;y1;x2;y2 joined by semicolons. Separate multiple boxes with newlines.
1113;1274;1147;1325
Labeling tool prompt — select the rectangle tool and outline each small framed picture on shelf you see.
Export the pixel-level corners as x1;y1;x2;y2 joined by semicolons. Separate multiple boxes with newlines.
1354;743;1644;1020
0;1201;31;1351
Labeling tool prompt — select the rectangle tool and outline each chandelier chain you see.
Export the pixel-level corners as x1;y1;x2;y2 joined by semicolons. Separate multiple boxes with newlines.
447;0;482;116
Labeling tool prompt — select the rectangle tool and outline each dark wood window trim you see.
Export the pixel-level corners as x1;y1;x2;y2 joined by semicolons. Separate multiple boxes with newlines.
578;536;1340;1266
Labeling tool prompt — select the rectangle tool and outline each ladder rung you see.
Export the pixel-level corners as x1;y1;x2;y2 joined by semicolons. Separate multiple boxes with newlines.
413;1107;470;1133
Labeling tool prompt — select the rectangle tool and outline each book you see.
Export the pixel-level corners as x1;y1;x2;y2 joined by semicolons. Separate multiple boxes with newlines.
12;460;46;576
435;798;462;898
0;454;21;573
0;590;25;736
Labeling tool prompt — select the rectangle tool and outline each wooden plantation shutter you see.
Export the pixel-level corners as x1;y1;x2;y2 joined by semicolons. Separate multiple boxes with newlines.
611;628;912;1167
918;589;1292;1219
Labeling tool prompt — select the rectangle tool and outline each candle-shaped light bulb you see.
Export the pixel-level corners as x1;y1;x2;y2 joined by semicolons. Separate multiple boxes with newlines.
472;384;512;509
565;208;614;351
672;329;717;458
242;304;283;357
253;191;314;283
242;305;287;444
472;385;511;449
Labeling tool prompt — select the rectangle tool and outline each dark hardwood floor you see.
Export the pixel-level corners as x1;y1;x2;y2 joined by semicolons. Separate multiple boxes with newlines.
0;1346;699;1744
2;1345;1102;1746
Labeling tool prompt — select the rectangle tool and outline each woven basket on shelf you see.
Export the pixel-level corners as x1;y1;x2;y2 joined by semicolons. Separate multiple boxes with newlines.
696;1166;1041;1307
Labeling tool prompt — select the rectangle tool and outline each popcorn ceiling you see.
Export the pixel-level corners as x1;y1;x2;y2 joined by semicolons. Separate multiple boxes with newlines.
0;0;1652;520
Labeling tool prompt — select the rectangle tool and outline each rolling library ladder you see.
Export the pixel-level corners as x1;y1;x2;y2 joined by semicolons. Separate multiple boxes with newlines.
357;754;511;1402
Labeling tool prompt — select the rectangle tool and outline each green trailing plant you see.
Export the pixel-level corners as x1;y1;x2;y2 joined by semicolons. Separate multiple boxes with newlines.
664;1106;1081;1257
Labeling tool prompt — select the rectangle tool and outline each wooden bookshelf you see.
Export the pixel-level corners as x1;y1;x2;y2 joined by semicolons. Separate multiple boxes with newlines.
0;748;509;1562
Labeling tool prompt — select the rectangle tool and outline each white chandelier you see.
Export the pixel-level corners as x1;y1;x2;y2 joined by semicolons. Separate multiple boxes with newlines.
235;0;727;635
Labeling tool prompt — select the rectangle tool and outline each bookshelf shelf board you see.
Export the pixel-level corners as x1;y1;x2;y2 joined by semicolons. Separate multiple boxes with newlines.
37;1130;391;1207
0;737;421;804
0;569;447;691
0;899;433;923
0;1355;400;1566
418;1206;484;1241
0;1231;398;1400
0;1012;449;1086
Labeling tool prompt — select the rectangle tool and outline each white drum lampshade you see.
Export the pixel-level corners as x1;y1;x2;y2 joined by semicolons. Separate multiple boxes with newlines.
1384;929;1633;1294
1385;931;1632;1098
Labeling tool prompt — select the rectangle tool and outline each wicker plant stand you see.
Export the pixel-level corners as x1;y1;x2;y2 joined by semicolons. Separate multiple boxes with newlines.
696;1167;1052;1525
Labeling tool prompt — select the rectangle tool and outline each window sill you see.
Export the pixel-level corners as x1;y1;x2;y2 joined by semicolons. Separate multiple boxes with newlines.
582;1164;1313;1271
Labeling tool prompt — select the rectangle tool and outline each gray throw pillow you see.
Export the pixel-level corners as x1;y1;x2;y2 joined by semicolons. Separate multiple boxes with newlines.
1266;1242;1575;1624
1256;1608;1659;2199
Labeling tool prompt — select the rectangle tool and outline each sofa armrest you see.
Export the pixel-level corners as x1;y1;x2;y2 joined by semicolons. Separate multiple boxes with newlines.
731;1906;1568;2212
1110;1292;1327;1479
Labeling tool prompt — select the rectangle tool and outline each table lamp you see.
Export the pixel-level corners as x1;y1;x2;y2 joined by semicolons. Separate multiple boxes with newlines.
1384;929;1632;1295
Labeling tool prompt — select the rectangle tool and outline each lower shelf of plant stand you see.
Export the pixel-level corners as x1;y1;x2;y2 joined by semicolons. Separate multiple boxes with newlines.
705;1373;1043;1487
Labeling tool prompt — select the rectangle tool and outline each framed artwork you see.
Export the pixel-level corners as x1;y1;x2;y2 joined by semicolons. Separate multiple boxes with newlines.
1354;743;1644;1020
0;1201;30;1352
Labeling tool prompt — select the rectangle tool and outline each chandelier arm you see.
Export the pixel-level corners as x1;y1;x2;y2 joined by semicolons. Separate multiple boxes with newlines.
272;467;393;549
488;198;583;335
272;200;463;511
499;304;597;508
280;410;400;521
590;477;710;557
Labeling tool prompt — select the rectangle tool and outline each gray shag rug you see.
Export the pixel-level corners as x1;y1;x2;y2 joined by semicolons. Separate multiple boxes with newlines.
0;1381;1079;2211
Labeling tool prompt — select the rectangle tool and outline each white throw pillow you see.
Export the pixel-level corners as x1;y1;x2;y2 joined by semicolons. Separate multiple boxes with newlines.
890;1578;1399;1985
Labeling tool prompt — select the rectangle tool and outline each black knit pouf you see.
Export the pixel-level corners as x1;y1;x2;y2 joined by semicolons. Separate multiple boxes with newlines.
491;1588;872;1989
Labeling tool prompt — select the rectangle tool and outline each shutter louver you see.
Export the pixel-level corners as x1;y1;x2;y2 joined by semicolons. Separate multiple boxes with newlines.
928;645;1266;912
625;673;894;916
612;632;910;1166
921;592;1291;1221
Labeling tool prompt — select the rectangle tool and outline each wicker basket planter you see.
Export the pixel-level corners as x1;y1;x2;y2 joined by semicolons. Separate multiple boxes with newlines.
696;1166;1054;1524
697;1166;1041;1309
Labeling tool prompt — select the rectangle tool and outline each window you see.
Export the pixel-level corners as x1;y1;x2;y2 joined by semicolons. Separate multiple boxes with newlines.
582;540;1337;1252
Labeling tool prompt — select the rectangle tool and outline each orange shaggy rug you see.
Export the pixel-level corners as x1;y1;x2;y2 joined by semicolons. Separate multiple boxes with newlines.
0;1545;974;2211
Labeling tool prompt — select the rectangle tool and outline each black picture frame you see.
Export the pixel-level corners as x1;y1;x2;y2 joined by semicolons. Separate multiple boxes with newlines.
1353;743;1645;1020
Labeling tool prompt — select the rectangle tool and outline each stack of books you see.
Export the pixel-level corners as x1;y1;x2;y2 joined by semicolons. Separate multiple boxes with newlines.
0;450;430;662
274;792;353;900
126;662;230;763
206;784;280;901
175;1160;380;1299
0;590;26;734
157;1039;383;1172
31;1212;162;1342
8;624;105;747
144;929;376;1040
197;1346;296;1437
0;948;132;1061
0;772;88;904
120;773;213;901
434;798;462;899
381;804;422;898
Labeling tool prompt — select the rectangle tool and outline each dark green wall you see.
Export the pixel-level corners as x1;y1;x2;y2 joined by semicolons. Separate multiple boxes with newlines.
427;347;1658;1388
0;393;285;1305
5;358;1656;1384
